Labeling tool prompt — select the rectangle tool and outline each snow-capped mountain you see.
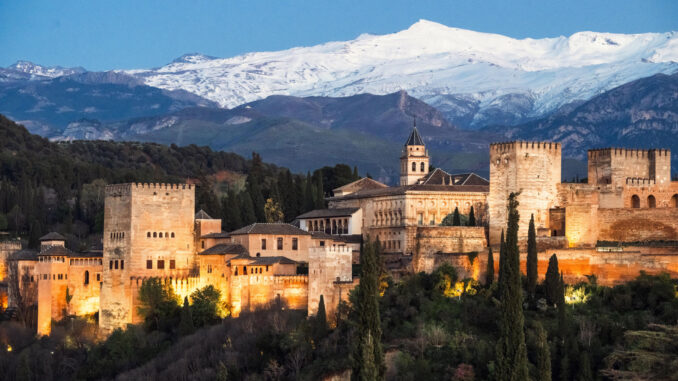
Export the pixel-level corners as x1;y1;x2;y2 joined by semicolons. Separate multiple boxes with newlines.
123;20;678;128
7;60;86;79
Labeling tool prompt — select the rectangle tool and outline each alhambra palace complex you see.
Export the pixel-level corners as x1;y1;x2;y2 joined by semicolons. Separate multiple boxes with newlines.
2;127;678;335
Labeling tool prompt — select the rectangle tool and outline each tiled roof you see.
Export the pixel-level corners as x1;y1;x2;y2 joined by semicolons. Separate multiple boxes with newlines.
201;232;231;239
39;245;74;257
420;170;489;186
199;243;249;256
332;177;388;193
195;210;214;220
405;126;425;146
228;223;311;236
10;249;38;261
250;256;297;265
39;232;66;241
296;208;360;219
328;183;489;201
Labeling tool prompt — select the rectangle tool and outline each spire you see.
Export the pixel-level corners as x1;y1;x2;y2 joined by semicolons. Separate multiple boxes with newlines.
404;121;424;146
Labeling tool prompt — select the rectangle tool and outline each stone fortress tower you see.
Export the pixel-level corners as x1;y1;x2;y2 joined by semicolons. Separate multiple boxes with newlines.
100;183;196;334
400;125;430;186
488;141;562;245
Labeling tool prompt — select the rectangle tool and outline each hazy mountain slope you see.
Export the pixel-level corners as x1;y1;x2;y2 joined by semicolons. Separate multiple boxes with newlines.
494;72;678;173
0;73;217;137
121;20;678;128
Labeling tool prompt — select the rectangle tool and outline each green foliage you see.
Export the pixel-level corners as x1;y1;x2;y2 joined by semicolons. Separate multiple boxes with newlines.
314;294;328;341
527;214;538;299
178;297;195;336
353;240;385;380
190;285;222;328
468;206;476;227
137;278;181;332
495;192;529;381
452;207;461;226
485;248;494;286
545;254;560;305
0;212;8;230
535;322;551;381
602;324;678;379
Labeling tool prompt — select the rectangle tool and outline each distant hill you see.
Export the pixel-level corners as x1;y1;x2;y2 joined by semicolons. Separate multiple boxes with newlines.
54;91;496;183
491;72;678;175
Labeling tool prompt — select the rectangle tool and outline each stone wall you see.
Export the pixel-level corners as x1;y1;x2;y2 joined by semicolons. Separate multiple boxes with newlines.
413;226;487;273
100;183;196;334
308;246;353;319
489;141;561;245
588;148;672;187
597;208;678;242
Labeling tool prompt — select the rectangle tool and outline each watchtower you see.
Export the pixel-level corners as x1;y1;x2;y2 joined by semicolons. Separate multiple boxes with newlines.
99;183;195;334
400;125;429;186
488;141;561;245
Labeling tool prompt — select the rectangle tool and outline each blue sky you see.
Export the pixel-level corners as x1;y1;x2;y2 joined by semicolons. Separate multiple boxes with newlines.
1;0;677;71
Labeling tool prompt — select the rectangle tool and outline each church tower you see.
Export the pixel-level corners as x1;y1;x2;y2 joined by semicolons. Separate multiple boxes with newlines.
400;124;429;185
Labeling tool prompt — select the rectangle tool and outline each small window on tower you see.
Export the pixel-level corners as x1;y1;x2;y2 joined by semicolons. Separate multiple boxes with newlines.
146;260;153;269
412;162;416;171
157;260;165;269
120;260;124;270
147;232;151;238
421;162;425;172
170;260;175;269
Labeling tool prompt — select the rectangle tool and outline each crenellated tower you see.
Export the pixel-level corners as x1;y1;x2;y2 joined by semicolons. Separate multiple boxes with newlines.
400;124;429;186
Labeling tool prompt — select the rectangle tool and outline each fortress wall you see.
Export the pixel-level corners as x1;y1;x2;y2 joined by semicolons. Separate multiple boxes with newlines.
597;208;678;242
621;182;678;208
413;226;487;273
489;142;561;245
588;148;672;187
308;246;352;318
0;241;21;281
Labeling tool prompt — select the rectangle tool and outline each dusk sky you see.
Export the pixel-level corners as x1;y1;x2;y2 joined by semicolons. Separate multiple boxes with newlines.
1;0;677;71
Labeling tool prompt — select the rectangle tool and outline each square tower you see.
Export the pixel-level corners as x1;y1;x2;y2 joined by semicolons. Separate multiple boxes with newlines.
400;126;430;186
588;148;671;187
489;142;561;245
99;183;195;334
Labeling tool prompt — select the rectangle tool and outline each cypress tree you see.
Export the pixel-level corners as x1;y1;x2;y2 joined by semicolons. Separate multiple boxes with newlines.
314;294;328;340
545;254;560;305
240;192;257;225
468;206;476;226
359;332;377;381
495;192;529;381
314;173;325;209
303;172;315;212
452;207;461;226
498;230;505;293
353;166;360;180
536;322;552;381
178;296;195;336
485;247;494;286
557;273;568;340
353;240;384;380
527;214;538;300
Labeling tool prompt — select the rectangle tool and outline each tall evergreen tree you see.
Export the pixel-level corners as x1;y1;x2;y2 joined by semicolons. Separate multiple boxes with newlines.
314;173;325;209
527;214;538;300
498;230;505;293
468;206;476;226
353;240;384;380
495;193;529;381
452;207;461;226
240;192;257;225
223;190;243;231
536;322;552;381
314;294;328;340
545;254;561;305
303;172;315;212
485;247;495;286
353;166;359;180
178;296;195;336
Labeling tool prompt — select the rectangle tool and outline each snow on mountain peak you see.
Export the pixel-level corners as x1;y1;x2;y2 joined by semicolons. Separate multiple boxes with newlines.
122;20;678;126
8;60;86;78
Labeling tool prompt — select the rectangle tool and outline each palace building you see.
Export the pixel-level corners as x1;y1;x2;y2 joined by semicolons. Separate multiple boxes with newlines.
3;125;678;336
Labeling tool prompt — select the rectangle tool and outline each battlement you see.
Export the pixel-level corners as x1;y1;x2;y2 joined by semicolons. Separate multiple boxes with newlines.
105;183;193;197
272;275;308;284
588;148;671;159
490;141;561;152
626;178;656;186
309;246;352;256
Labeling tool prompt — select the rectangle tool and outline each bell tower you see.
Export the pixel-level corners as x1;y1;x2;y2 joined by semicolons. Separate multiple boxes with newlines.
400;123;429;186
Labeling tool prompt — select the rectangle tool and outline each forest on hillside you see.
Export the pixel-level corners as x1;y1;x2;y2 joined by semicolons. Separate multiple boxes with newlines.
0;114;360;249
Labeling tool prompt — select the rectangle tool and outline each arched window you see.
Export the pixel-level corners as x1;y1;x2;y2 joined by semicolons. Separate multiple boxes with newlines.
147;232;151;238
159;232;163;238
631;195;640;208
671;194;678;208
648;195;656;208
84;270;89;285
420;162;425;172
153;232;157;238
411;162;416;172
171;232;175;238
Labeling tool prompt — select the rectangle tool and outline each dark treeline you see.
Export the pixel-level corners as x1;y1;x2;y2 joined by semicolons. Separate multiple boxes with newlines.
0;115;359;249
